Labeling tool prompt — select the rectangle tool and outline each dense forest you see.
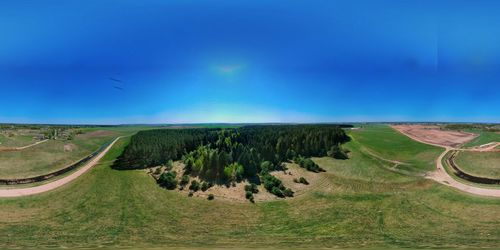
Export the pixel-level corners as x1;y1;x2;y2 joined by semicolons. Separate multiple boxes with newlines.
113;125;351;198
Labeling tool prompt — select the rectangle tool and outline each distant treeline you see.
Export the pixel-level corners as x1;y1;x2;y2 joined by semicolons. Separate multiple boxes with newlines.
113;125;350;183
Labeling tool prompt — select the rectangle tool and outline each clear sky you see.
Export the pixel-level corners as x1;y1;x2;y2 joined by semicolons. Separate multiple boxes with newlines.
1;0;499;124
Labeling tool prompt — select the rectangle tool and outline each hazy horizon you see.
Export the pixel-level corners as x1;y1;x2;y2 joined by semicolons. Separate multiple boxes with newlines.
1;0;500;124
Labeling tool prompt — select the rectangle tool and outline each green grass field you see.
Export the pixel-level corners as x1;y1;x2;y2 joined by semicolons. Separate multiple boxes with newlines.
454;151;500;179
0;126;163;180
0;133;36;148
348;125;443;174
1;125;499;249
463;130;500;147
0;131;117;179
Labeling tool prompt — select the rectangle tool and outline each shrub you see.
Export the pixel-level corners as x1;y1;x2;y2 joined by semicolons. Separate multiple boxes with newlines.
157;171;177;190
271;186;284;197
189;180;200;192
298;158;325;173
299;177;309;185
244;183;259;194
201;182;210;192
249;196;255;203
283;188;294;197
188;191;194;197
207;194;214;200
245;191;253;200
327;144;349;160
165;159;174;171
180;175;190;186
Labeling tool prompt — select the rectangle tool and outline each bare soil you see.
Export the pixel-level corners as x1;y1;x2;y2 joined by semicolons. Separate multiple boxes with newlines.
392;125;477;148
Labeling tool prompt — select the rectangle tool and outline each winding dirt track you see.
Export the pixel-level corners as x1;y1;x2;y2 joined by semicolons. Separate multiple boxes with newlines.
0;137;122;198
0;139;48;152
392;127;500;198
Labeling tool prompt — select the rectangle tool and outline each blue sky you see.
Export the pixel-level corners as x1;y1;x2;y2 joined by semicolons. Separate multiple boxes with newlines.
1;0;499;124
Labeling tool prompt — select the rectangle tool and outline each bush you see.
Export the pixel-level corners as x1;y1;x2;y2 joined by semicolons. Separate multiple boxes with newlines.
180;175;190;186
249;196;255;203
189;180;200;192
245;191;253;200
283;188;294;197
188;191;194;197
157;171;177;190
327;144;349;160
201;182;210;192
244;183;259;194
207;194;214;200
165;159;174;171
299;177;309;185
298;158;325;173
271;186;284;197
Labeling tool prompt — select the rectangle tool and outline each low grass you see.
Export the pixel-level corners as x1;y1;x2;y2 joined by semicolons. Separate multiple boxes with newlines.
1;125;499;249
454;151;500;179
463;130;500;147
0;133;36;148
348;125;442;174
0;126;158;179
0;131;116;179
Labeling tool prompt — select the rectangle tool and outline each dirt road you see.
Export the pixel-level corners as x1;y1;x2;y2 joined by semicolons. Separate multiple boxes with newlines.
0;139;48;152
392;127;500;198
0;137;122;198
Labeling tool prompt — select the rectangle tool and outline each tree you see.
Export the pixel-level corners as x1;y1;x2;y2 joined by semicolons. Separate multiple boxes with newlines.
157;171;177;190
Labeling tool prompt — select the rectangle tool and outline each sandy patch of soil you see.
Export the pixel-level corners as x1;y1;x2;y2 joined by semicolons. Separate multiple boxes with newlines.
392;125;477;148
63;143;77;152
149;161;325;202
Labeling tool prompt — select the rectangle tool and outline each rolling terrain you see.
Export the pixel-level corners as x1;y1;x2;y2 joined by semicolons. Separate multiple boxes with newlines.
1;124;499;249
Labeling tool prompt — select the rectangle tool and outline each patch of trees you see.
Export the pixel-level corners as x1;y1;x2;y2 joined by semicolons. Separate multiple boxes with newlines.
294;177;309;185
114;125;351;198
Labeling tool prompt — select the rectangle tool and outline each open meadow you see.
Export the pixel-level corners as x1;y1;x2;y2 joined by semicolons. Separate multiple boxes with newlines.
454;151;500;179
1;125;499;249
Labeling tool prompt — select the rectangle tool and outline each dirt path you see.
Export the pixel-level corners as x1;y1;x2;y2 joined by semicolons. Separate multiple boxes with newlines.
0;137;122;198
0;139;48;152
392;127;500;198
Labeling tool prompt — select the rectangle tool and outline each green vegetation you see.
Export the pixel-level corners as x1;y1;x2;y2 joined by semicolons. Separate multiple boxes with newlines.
1;125;499;249
454;151;500;179
294;177;309;185
294;156;325;173
350;125;442;173
157;171;178;190
0;130;116;179
114;125;349;197
464;131;500;147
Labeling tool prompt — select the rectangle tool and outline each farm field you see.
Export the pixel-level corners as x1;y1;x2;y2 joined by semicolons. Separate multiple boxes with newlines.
454;151;500;179
0;133;36;148
348;125;442;174
0;126;165;180
1;125;499;249
463;131;500;148
0;130;117;179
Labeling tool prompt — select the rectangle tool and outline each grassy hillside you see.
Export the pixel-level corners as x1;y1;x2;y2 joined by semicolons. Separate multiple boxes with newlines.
0;126;159;179
454;151;500;179
0;134;35;148
464;131;500;147
348;125;442;174
1;125;499;249
0;131;116;179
